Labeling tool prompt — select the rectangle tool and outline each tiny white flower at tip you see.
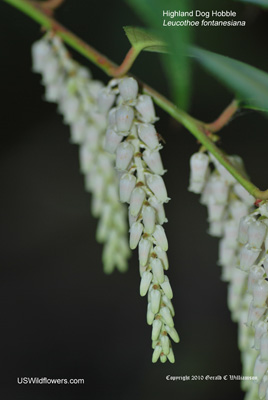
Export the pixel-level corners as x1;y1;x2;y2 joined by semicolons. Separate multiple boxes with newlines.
138;238;152;267
160;306;174;328
143;150;165;175
165;325;180;343
254;320;268;350
254;355;268;383
147;303;155;325
189;152;209;182
119;173;136;203
142;205;156;234
151;257;165;284
151;319;162;341
150;288;161;314
152;225;168;251
161;334;170;356
115;142;134;171
118;77;139;102
260;333;268;362
160;276;173;299
146;174;168;204
115;105;134;133
162;295;175;317
239;244;261;272
136;95;156;123
252;279;268;308
152;345;162;363
149;197;167;225
129;221;143;250
247;301;266;327
104;128;123;153
97;87;115;114
129;187;146;217
248;220;267;249
137;123;159;149
248;265;265;294
154;246;169;270
140;271;153;297
167;348;175;363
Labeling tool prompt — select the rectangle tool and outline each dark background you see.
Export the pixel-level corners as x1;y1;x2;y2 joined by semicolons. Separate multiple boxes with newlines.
1;0;268;399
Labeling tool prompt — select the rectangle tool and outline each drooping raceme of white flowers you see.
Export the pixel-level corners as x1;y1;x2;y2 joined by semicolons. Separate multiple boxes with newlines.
96;77;179;363
31;34;130;274
189;151;268;399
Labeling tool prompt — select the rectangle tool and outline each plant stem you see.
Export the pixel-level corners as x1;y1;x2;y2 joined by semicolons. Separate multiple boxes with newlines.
3;0;268;200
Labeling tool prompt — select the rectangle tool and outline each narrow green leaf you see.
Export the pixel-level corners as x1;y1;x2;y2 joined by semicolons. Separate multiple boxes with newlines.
191;46;268;112
123;26;168;53
125;0;193;110
235;0;268;8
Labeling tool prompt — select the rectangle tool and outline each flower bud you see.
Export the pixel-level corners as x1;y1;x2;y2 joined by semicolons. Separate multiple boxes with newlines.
162;295;175;316
151;258;165;284
118;77;139;101
129;221;143;249
137;123;159;149
143;150;164;175
139;238;152;267
129;187;146;217
136;95;156;123
165;325;180;343
140;271;153;297
147;174;168;203
160;306;174;328
115;142;134;171
154;246;169;270
160;276;173;299
152;319;162;341
248;220;267;249
153;225;168;251
119;173;136;203
142;205;156;234
161;334;170;355
190;153;209;182
104;128;123;153
150;288;161;314
167;348;175;363
115;105;134;133
152;345;162;363
147;303;154;325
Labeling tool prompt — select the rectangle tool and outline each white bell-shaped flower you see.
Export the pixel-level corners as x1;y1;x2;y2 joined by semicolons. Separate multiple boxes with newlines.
252;279;268;307
248;220;267;249
238;216;251;244
239;244;261;271
151;258;165;284
118;77;139;101
142;205;156;234
32;39;51;73
247;301;266;326
248;265;265;294
149;196;167;225
140;271;153;296
129;221;143;249
115;142;134;171
210;176;229;204
137;123;159;149
152;225;168;251
115;105;134;133
189;152;209;182
229;200;248;222
138;238;152;267
218;239;235;266
188;179;205;194
119;173;136;203
143;150;164;175
136;95;156;123
254;320;268;350
42;57;61;85
70;115;87;144
207;198;225;222
223;220;238;247
146;174;168;203
97;88;115;114
129;187;146;217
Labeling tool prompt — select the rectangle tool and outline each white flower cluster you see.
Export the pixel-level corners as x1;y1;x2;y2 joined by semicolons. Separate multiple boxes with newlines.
31;34;130;273
98;77;179;363
189;151;268;399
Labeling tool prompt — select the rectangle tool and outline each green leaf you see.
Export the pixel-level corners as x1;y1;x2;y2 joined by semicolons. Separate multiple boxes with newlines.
125;0;193;110
123;26;168;53
191;46;268;112
235;0;268;8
